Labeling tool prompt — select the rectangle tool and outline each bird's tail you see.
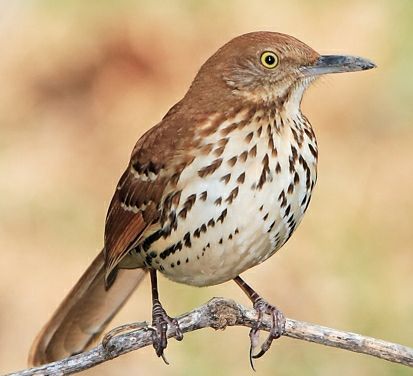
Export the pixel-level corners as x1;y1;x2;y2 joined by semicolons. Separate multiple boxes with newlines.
29;250;146;366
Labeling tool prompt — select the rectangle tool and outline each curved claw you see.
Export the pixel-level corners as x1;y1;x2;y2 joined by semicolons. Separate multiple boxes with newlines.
252;349;266;360
151;300;183;362
249;343;256;371
248;299;285;362
249;327;260;371
102;321;149;353
160;352;170;365
152;316;168;358
151;323;169;364
233;276;285;368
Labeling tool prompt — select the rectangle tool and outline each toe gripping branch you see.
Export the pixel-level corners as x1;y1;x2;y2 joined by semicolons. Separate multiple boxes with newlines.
150;270;183;364
234;276;286;370
104;272;281;369
102;269;183;365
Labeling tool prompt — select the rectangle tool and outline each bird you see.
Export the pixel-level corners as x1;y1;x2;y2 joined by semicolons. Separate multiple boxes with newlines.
29;31;375;368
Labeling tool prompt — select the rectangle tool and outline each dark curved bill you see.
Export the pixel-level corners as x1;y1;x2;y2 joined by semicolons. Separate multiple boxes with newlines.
303;55;376;76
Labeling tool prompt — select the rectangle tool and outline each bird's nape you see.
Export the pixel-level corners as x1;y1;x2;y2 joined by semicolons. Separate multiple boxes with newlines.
29;31;376;368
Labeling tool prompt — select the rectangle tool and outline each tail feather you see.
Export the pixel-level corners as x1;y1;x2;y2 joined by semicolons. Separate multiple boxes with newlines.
29;250;146;366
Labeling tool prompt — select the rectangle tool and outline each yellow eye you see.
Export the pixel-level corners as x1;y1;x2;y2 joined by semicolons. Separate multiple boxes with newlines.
260;51;279;69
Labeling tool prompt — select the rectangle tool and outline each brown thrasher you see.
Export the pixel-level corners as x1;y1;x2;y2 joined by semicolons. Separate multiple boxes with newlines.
29;32;375;367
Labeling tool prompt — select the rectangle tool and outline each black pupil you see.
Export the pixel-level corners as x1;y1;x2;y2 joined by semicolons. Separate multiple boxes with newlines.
265;54;275;65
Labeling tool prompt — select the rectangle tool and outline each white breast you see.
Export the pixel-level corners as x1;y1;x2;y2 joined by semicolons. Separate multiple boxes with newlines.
131;109;317;287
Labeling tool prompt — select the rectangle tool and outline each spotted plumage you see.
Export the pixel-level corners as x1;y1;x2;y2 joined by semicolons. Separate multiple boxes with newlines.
29;31;375;367
118;103;317;286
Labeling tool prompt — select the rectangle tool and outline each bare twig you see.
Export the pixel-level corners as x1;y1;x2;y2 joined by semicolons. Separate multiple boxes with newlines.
6;297;413;375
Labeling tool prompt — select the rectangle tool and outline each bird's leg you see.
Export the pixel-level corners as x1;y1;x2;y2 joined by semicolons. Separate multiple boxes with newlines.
234;276;285;368
150;269;183;364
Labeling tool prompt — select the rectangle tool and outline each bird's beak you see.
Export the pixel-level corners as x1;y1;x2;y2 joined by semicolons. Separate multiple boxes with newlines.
303;55;376;76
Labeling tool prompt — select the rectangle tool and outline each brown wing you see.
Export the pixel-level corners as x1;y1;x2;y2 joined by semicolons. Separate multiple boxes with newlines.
30;101;201;365
103;113;192;285
103;174;162;284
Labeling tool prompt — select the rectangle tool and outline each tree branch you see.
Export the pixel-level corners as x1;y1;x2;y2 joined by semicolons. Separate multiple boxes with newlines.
7;297;413;375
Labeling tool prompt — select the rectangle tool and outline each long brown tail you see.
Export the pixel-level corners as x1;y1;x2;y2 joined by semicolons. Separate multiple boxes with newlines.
29;250;146;366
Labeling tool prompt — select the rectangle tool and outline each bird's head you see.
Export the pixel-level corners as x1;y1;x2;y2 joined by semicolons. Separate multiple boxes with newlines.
187;32;375;111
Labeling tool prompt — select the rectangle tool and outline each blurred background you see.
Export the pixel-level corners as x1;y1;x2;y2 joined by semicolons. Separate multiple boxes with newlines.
0;1;412;375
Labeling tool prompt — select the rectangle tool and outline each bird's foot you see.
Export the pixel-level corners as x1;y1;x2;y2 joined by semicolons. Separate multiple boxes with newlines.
249;298;285;368
102;321;150;354
151;299;183;364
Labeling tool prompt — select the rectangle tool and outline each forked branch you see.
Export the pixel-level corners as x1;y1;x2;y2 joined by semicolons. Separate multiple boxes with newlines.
7;297;413;375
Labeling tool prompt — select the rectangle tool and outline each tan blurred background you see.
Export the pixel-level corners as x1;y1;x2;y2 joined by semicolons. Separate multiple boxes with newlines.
1;1;412;375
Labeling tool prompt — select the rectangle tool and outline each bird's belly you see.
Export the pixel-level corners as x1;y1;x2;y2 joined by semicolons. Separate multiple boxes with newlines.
156;181;306;286
126;119;317;287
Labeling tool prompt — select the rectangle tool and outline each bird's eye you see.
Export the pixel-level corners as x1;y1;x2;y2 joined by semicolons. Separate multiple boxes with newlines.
260;51;279;69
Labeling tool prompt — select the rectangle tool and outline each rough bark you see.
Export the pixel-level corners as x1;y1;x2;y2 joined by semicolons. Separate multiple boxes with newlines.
7;297;413;375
